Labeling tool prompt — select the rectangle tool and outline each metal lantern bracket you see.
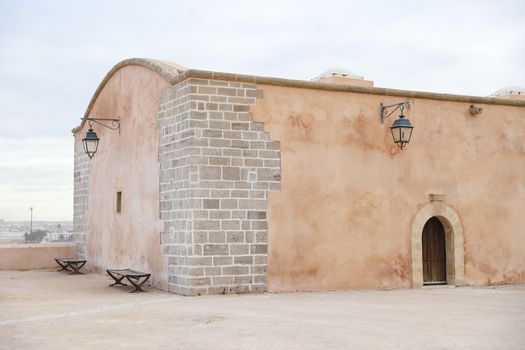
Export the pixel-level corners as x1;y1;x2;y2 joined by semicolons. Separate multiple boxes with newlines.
85;117;120;133
380;101;410;124
81;117;120;159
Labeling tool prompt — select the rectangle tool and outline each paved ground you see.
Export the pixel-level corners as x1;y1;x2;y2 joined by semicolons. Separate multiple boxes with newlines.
1;270;524;350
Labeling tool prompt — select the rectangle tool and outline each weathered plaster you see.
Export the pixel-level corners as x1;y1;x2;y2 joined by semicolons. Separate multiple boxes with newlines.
252;84;525;291
0;243;76;270
72;58;186;134
73;65;171;290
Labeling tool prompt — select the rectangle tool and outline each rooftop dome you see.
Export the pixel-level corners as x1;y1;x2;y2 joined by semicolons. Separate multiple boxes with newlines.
312;68;363;81
490;86;525;97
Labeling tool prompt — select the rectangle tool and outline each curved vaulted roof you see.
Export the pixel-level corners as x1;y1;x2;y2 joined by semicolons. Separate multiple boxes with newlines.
73;58;187;133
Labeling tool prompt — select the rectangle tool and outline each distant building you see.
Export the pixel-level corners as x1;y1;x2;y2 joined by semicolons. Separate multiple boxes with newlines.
0;230;25;243
72;58;525;295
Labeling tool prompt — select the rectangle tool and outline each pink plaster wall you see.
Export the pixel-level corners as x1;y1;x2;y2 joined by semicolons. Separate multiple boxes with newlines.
252;85;525;291
74;65;170;290
0;243;76;270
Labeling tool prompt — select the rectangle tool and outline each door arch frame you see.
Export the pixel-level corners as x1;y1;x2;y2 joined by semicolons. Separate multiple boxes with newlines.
411;195;465;287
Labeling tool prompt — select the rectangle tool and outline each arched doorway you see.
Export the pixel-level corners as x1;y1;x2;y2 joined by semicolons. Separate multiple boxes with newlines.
410;196;465;288
422;217;447;285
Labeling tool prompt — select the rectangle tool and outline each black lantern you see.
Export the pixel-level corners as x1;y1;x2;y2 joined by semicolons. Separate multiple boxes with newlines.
82;127;99;159
80;118;120;159
390;113;413;149
380;101;414;149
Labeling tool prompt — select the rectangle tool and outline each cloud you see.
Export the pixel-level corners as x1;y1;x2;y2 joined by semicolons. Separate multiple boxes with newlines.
0;137;72;220
0;0;524;219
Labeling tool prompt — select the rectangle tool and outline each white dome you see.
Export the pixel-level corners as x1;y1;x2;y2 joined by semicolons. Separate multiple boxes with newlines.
490;86;525;97
312;68;363;81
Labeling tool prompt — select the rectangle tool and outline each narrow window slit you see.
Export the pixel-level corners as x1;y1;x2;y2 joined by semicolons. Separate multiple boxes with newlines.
116;191;122;213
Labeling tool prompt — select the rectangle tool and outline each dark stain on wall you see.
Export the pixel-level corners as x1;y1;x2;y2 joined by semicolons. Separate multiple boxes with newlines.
288;114;312;141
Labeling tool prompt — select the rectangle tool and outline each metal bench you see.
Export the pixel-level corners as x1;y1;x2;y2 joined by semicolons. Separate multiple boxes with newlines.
55;258;87;274
106;269;151;293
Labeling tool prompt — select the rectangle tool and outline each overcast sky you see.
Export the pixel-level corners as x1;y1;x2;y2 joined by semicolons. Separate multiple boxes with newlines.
0;0;524;221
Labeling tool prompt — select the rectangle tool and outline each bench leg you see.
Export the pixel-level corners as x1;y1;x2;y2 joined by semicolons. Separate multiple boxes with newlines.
68;261;86;275
55;259;70;272
107;270;127;286
126;275;151;293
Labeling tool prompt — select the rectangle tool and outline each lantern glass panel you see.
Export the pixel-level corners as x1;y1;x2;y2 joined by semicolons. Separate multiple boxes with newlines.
84;139;99;154
390;114;414;149
391;127;402;143
399;126;413;143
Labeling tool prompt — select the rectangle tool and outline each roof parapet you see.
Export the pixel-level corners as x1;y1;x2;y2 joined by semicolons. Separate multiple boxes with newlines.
73;59;525;134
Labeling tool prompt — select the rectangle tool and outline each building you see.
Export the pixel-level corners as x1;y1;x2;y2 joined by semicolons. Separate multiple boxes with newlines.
0;231;25;243
72;58;525;295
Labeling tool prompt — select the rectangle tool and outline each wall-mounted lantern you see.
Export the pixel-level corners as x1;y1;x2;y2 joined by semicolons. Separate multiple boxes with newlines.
81;118;120;159
380;101;414;149
82;125;99;159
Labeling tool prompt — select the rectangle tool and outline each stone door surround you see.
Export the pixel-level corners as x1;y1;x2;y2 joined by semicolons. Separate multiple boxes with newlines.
411;194;465;288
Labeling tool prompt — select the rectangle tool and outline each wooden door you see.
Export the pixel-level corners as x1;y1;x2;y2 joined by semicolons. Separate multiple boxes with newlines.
422;217;447;284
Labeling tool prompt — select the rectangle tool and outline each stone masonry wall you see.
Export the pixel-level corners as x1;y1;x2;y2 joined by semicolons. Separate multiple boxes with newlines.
158;78;281;296
72;149;90;259
158;80;195;294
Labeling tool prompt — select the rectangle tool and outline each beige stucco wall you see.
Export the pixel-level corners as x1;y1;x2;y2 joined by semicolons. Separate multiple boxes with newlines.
252;85;525;291
73;65;170;290
0;243;76;270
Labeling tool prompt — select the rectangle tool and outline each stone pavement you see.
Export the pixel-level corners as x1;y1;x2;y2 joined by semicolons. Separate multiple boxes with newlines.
1;270;524;350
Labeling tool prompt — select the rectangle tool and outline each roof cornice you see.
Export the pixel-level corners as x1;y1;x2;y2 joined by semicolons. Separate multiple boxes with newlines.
73;59;525;134
176;69;525;107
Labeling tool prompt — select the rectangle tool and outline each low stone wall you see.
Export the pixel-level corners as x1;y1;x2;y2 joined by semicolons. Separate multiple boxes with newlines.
0;243;76;271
